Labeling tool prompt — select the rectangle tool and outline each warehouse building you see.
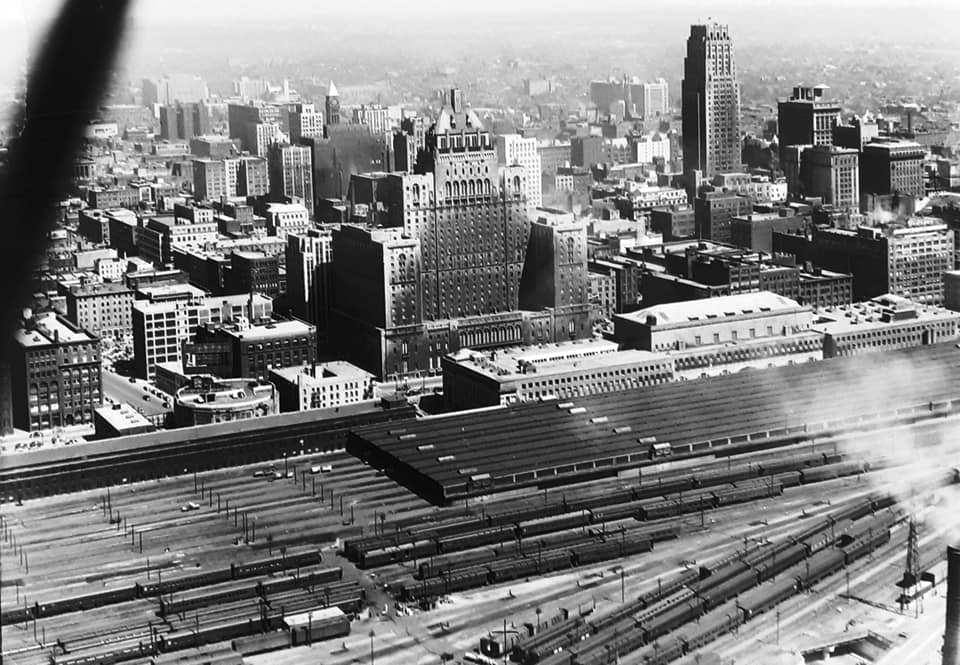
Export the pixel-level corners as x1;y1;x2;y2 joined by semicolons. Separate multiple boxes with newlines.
270;361;375;412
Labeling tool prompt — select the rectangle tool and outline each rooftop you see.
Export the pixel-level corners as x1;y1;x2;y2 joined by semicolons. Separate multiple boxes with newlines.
449;347;664;383
226;319;315;341
618;292;804;327
176;376;276;409
95;403;154;432
812;295;960;335
16;313;96;347
70;282;131;297
270;360;373;384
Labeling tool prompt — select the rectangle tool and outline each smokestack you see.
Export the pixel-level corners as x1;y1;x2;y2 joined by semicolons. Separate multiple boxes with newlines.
944;545;960;665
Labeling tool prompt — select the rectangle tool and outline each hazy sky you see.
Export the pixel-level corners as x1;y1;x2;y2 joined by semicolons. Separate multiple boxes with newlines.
1;0;958;94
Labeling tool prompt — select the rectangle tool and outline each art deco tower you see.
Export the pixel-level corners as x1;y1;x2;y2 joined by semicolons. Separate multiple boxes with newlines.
681;23;742;179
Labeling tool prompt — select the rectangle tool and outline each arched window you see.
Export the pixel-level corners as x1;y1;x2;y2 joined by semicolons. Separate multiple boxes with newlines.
445;182;451;198
513;175;521;191
468;180;476;196
453;181;460;197
484;179;491;195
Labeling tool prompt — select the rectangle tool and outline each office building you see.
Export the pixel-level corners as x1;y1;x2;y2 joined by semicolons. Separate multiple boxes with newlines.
730;212;807;253
861;138;925;198
190;136;239;159
287;103;324;143
237;155;270;197
184;319;317;379
802;145;860;211
813;294;960;358
811;220;953;304
682;23;742;178
269;361;373;412
650;206;696;241
496;133;543;211
159;102;205;141
642;78;669;117
268;143;314;216
538;143;572;176
286;229;334;344
173;375;278;427
633;132;671;164
11;313;102;431
132;292;273;380
571;135;603;169
832;114;880;150
694;190;752;242
266;202;312;238
777;85;841;154
193;158;230;203
228;104;283;157
65;282;134;340
228;251;281;299
352;104;390;135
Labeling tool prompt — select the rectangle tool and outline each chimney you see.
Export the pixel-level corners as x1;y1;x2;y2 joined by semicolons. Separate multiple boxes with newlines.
945;545;960;665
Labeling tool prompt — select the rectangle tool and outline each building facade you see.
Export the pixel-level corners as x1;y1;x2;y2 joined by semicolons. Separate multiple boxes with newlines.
861;138;925;199
173;375;278;427
268;143;315;216
286;229;334;346
11;313;102;431
496;134;543;211
269;361;374;411
802;145;860;211
681;23;742;178
65;282;134;340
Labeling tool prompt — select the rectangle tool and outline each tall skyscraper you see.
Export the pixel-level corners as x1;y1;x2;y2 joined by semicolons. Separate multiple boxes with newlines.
496;134;543;212
682;23;742;180
268;144;315;216
325;80;341;127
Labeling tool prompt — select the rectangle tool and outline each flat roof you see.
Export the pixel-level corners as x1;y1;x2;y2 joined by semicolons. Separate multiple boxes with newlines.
617;291;803;327
95;404;153;431
229;319;314;341
70;282;132;297
349;341;960;504
270;361;373;384
812;295;960;335
449;348;669;383
15;313;95;347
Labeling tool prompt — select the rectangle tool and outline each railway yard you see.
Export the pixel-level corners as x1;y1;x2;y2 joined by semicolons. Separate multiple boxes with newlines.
4;344;960;665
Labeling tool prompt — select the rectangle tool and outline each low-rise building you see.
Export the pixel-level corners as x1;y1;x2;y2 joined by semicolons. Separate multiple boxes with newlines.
173;374;278;427
614;291;816;354
93;402;155;438
269;361;374;412
812;294;960;358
